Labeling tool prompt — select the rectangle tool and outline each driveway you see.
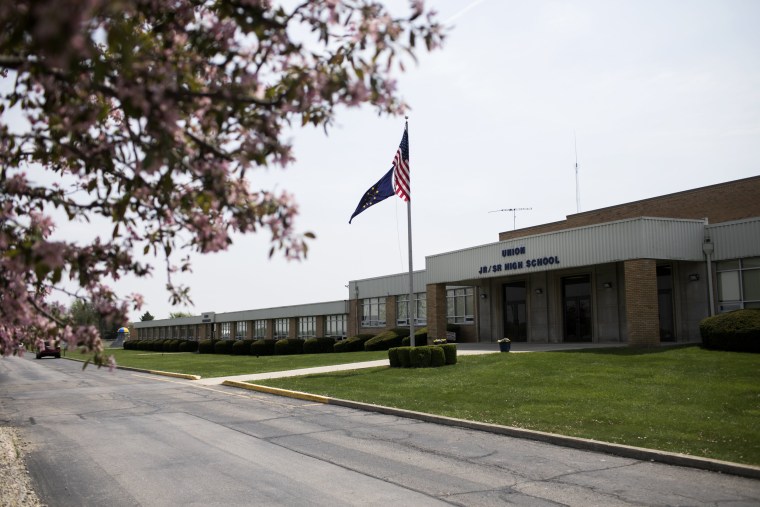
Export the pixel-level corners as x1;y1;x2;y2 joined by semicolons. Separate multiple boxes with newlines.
1;355;758;506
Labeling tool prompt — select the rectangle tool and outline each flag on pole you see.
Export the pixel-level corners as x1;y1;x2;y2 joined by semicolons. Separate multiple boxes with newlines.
393;126;410;202
349;124;410;223
348;169;394;224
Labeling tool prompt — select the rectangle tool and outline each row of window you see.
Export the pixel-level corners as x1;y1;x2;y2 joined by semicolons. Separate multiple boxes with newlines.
141;315;347;340
359;288;476;327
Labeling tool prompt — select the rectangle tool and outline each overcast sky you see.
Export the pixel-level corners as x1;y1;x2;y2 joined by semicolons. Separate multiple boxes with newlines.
36;0;760;321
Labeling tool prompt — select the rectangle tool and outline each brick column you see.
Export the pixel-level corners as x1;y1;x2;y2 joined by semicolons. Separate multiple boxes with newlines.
245;321;253;340
316;316;325;338
265;320;274;340
386;295;397;329
624;259;660;346
426;283;448;341
289;317;298;339
348;299;359;337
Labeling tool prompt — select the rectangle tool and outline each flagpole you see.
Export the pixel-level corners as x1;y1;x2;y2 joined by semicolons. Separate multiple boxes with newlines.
405;118;415;347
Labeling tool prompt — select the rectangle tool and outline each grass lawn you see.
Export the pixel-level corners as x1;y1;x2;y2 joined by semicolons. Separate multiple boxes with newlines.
78;349;388;378
255;345;760;466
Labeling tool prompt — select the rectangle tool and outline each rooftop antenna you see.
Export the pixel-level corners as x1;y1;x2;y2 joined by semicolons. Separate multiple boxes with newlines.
489;207;533;230
574;131;581;213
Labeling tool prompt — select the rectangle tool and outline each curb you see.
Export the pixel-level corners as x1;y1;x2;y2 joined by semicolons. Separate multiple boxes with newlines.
116;365;201;381
62;356;201;381
234;382;760;481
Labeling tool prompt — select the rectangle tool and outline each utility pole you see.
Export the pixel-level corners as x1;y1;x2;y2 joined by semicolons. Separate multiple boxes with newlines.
489;207;533;230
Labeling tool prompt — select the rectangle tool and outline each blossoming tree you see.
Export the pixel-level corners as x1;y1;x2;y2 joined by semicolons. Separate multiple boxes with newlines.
0;0;443;365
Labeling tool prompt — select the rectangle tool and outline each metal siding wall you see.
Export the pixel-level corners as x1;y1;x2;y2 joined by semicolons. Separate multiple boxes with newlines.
427;218;705;284
707;218;760;261
351;270;428;299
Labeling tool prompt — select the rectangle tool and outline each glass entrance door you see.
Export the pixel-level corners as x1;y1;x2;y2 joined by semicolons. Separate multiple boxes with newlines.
657;265;675;341
563;275;592;342
503;282;527;342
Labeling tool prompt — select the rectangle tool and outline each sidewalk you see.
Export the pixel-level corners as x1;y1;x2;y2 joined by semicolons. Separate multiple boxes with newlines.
194;342;628;386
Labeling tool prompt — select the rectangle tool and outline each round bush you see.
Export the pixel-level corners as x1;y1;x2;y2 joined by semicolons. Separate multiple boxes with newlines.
398;347;411;368
441;344;457;365
275;338;304;355
184;340;199;353
364;328;409;352
232;340;248;355
198;339;215;354
430;346;445;367
409;346;432;368
251;339;277;356
401;327;428;347
700;309;760;352
334;335;374;353
304;337;335;354
214;340;233;354
388;347;401;367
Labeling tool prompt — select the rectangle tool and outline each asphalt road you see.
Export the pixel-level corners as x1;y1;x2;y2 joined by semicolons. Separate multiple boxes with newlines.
1;355;758;506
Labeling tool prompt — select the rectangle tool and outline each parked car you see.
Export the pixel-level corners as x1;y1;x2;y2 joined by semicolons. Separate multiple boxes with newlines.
36;340;61;359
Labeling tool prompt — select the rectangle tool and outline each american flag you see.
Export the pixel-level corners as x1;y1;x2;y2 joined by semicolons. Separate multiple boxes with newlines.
393;125;410;202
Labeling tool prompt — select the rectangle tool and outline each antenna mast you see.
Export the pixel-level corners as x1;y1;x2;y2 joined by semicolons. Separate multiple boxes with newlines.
574;131;581;213
489;207;533;230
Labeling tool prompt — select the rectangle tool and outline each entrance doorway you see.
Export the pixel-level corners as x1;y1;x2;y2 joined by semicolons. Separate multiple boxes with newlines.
562;275;592;342
657;265;675;341
503;282;527;342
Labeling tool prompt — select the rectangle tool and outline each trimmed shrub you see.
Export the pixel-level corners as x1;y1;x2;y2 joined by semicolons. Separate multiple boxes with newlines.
441;344;457;365
401;327;428;346
430;346;445;367
251;339;277;356
163;339;180;352
334;334;374;353
232;340;248;355
178;341;189;352
214;340;234;354
304;337;335;354
409;346;432;368
184;340;199;353
397;346;411;367
700;309;760;352
388;347;401;367
364;328;410;351
198;339;215;354
275;338;304;355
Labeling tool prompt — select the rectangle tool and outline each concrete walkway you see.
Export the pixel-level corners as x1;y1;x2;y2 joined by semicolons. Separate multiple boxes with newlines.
194;342;629;386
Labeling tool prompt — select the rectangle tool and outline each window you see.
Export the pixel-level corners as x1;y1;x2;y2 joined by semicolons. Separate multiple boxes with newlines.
220;322;231;340
236;321;247;340
718;257;760;311
447;287;474;324
325;315;347;338
298;317;316;339
397;293;427;326
253;320;267;339
361;297;386;327
274;318;289;339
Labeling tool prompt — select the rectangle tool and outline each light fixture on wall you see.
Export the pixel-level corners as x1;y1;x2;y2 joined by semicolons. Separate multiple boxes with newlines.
480;293;487;299
603;282;613;288
689;273;700;281
534;288;543;295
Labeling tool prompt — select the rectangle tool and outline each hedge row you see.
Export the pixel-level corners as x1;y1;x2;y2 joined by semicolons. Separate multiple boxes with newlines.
700;309;760;352
123;339;198;353
388;344;457;368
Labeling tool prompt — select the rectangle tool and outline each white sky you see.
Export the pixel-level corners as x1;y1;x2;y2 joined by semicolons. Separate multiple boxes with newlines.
18;0;760;321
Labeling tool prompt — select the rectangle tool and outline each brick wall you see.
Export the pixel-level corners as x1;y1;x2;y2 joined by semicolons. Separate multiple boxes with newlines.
624;259;660;346
500;175;760;241
426;283;447;341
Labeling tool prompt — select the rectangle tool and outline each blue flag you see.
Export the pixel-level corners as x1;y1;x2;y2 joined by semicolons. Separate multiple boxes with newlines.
349;168;394;224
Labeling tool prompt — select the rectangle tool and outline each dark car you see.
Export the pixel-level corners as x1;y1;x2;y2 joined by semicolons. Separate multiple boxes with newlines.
36;340;61;359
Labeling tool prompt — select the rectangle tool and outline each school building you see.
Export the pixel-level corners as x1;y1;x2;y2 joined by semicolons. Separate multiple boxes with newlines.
133;175;760;346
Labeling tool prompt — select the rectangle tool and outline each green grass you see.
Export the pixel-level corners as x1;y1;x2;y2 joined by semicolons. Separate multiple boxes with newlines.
256;346;760;466
88;349;388;378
